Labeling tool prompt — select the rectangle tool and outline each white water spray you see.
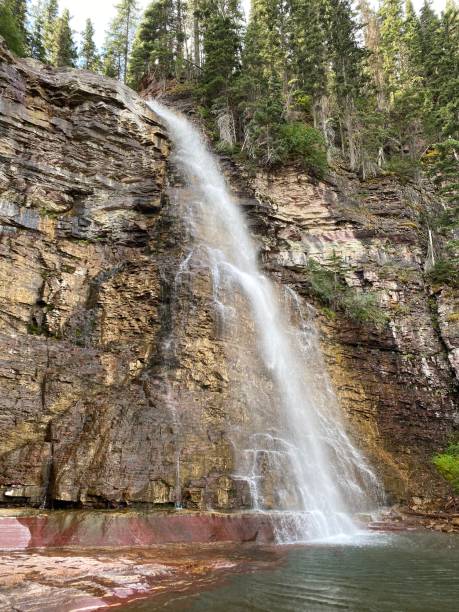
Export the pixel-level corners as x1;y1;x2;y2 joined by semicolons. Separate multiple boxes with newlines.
149;100;382;541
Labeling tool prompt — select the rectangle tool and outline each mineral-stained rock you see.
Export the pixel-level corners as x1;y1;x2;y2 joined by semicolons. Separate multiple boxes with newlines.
0;43;252;510
0;40;457;512
232;164;458;501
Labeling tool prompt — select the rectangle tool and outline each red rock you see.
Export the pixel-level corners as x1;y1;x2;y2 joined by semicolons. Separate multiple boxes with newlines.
0;511;277;550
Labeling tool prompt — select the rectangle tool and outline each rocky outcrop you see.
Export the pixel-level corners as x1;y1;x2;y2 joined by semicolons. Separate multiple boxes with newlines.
0;43;255;511
229;164;458;502
0;42;174;507
0;42;457;512
0;517;285;611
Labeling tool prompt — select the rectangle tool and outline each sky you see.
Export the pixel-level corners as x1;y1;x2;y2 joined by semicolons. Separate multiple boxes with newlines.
59;0;447;48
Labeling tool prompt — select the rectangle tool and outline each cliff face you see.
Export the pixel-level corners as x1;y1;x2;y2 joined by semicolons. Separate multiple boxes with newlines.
0;45;457;510
233;166;458;501
0;43;173;507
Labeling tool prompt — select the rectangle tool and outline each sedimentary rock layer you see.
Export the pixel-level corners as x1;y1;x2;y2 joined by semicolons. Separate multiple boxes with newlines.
228;163;458;500
0;42;457;510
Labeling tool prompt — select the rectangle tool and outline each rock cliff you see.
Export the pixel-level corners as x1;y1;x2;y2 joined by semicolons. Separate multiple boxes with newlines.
233;165;458;501
0;44;457;510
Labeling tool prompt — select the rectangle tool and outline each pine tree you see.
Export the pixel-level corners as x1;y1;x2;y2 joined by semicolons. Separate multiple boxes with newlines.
50;8;77;67
128;0;179;89
327;0;367;170
378;0;404;107
0;0;26;56
43;0;59;63
80;18;99;71
103;0;139;83
435;1;459;139
289;0;329;134
11;0;29;46
358;0;385;110
29;1;46;61
239;0;286;164
200;0;243;103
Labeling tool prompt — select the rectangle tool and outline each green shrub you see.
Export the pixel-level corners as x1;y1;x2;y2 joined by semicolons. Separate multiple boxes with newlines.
384;156;420;181
422;139;459;205
426;258;459;289
214;141;240;156
305;259;338;305
279;122;328;177
340;291;388;327
305;258;387;328
433;443;459;492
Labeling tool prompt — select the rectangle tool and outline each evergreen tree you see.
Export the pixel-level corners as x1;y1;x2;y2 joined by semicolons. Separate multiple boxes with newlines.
378;0;404;107
80;18;99;71
289;0;329;131
11;0;29;46
103;0;139;83
430;1;459;139
327;0;366;169
0;0;26;55
50;8;77;67
199;0;243;104
43;0;59;63
29;1;46;61
239;0;286;164
128;0;179;89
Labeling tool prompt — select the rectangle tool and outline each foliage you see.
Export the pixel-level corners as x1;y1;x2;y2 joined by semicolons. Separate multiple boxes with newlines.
433;443;459;493
384;155;420;181
422;139;459;204
128;0;179;88
50;8;77;67
80;19;99;71
103;0;139;82
426;258;459;289
199;0;242;106
43;0;59;63
305;258;388;327
0;0;26;56
278;122;328;176
29;1;46;61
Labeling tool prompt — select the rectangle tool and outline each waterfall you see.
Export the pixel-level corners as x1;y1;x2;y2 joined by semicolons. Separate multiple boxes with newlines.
148;100;382;542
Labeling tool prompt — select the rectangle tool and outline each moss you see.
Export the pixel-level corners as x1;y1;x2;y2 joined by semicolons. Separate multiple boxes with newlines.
39;208;60;220
426;259;459;289
433;443;459;493
27;322;43;336
305;258;388;328
319;306;337;320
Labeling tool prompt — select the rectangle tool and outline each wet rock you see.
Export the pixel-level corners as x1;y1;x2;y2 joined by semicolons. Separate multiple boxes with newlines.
0;39;457;512
227;163;458;503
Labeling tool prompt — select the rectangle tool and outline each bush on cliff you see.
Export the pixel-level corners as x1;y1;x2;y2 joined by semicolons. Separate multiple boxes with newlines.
426;257;459;289
278;122;328;178
433;443;459;493
305;258;387;328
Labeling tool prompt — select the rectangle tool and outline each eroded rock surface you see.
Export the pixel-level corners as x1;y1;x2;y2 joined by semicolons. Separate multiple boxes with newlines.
0;43;457;511
230;164;458;501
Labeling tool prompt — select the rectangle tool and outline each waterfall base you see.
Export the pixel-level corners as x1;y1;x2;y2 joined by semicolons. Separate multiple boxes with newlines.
0;510;278;549
0;509;382;549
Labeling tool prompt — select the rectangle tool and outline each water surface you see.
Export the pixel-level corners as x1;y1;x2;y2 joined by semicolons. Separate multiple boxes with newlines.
127;531;459;611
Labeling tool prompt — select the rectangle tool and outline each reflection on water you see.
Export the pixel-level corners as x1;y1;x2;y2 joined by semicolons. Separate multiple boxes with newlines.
127;532;459;611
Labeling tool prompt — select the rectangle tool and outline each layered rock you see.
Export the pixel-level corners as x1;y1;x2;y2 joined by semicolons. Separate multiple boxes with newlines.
230;165;458;501
0;42;457;512
0;42;174;507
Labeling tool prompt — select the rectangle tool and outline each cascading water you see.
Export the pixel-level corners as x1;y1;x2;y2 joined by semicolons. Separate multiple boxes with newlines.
149;100;383;542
